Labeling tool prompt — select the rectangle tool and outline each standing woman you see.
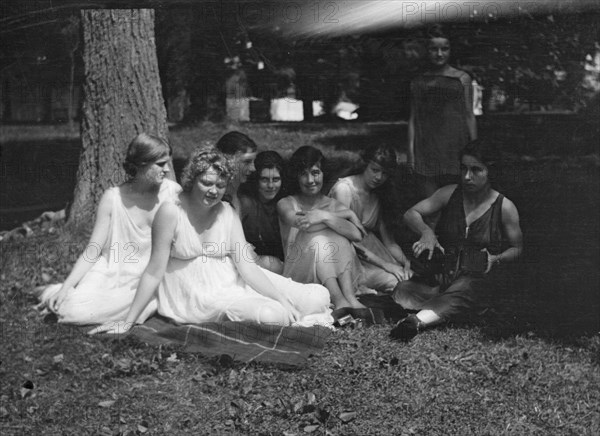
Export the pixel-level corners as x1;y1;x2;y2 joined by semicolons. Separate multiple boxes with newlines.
278;146;366;310
391;140;522;341
90;148;332;335
39;133;181;324
329;144;413;293
215;131;257;213
408;24;477;197
239;151;286;274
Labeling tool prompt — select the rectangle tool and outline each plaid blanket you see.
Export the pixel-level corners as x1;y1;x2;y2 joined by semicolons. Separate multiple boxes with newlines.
129;317;332;367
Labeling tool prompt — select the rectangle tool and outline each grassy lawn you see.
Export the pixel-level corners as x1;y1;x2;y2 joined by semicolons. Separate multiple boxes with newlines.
1;121;599;434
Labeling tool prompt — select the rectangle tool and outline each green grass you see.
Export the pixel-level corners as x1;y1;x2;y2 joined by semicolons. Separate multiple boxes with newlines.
1;121;599;435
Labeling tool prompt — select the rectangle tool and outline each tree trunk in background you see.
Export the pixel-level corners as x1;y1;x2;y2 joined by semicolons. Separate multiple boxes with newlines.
70;9;170;226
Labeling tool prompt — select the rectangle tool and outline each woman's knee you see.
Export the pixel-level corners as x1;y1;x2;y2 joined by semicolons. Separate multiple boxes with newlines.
257;303;289;325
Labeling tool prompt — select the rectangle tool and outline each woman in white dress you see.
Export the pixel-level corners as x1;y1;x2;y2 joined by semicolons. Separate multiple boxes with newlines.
90;148;332;335
329;144;413;293
39;133;181;324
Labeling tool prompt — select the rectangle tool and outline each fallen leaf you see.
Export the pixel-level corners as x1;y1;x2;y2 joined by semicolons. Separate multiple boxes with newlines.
98;400;115;408
304;425;319;433
339;411;357;423
137;424;148;433
53;354;64;364
41;272;51;283
306;392;317;404
293;400;304;413
116;358;132;371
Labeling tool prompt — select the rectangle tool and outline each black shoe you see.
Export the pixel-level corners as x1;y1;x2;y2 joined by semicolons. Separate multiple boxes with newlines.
390;315;422;342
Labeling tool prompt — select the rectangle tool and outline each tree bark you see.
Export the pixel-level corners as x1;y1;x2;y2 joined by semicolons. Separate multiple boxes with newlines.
70;9;169;226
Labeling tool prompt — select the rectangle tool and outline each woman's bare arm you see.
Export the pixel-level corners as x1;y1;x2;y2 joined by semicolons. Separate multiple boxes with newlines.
88;202;178;334
46;189;113;310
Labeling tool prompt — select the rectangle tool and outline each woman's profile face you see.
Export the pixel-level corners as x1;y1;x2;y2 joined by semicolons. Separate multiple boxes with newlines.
460;154;489;193
136;155;170;187
363;161;389;190
298;163;323;197
428;37;450;68
194;168;228;207
257;167;282;203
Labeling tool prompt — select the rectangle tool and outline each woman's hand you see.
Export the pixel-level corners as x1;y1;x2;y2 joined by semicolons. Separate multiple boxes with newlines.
46;286;72;313
384;262;414;282
384;262;407;282
295;210;327;231
88;320;134;336
401;261;414;281
412;230;444;260
280;299;301;324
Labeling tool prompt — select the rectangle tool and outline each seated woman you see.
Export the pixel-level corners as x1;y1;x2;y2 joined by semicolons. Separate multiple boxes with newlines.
239;151;286;274
215;131;257;213
329;144;412;293
39;133;181;324
390;140;523;341
90;148;332;335
277;146;366;310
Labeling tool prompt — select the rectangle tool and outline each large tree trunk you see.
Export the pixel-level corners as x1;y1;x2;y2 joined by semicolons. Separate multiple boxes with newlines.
70;9;169;226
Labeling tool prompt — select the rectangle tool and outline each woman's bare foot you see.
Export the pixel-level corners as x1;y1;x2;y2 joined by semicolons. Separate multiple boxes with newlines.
350;300;367;309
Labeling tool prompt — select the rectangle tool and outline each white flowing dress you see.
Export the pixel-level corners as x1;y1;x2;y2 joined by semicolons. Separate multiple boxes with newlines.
40;179;181;324
157;201;333;326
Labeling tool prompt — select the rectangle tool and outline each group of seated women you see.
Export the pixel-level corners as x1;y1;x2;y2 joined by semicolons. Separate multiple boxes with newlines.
37;130;522;342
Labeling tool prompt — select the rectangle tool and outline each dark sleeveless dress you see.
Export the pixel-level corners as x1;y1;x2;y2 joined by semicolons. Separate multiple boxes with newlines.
393;186;505;320
239;194;285;261
411;72;471;178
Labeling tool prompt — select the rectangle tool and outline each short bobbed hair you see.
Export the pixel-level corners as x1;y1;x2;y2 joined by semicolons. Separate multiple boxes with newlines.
255;150;284;175
215;131;257;156
287;146;326;194
180;147;234;193
123;133;171;178
459;139;502;183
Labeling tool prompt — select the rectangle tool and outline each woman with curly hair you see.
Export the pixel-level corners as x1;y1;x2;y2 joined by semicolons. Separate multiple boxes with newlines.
91;148;332;334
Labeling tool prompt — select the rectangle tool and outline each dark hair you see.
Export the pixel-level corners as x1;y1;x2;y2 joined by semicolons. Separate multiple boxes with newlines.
287;146;326;194
180;147;234;192
123;133;171;178
241;151;286;200
459;139;501;183
215;131;257;156
360;144;399;174
426;23;449;42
